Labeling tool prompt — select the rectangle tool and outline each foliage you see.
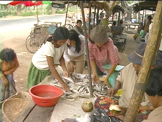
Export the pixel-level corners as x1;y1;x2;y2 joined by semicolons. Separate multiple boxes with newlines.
0;4;80;18
55;8;66;14
127;1;135;4
45;4;52;14
21;12;38;16
0;10;17;17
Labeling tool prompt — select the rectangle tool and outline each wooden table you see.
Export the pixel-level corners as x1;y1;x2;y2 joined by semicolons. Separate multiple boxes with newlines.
13;100;54;122
124;23;140;31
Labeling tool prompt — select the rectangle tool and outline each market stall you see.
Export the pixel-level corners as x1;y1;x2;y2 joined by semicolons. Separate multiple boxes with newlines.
1;1;162;122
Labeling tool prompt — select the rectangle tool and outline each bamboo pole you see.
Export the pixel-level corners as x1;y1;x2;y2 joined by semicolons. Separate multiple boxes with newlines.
96;7;99;25
142;10;144;26
88;2;92;34
93;6;96;27
36;5;39;24
118;10;120;25
124;1;162;122
64;2;69;25
80;1;93;97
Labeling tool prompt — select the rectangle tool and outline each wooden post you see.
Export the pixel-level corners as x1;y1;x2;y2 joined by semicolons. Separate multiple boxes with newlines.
80;1;93;97
36;5;39;24
93;6;96;27
64;2;69;25
124;1;162;122
88;2;92;34
142;10;145;26
118;10;120;25
96;7;99;25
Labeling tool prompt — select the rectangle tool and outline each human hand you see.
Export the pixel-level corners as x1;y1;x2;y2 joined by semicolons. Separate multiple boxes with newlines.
114;107;127;116
67;61;75;75
114;115;125;121
104;78;111;88
1;76;9;86
61;82;70;92
63;70;70;77
92;74;100;83
108;87;118;97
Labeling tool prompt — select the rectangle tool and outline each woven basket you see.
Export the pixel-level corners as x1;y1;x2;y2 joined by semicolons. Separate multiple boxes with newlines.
1;91;32;122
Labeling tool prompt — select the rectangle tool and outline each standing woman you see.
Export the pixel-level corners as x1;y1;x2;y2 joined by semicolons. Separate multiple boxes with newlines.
63;29;85;74
27;27;70;92
88;25;120;87
1;48;19;101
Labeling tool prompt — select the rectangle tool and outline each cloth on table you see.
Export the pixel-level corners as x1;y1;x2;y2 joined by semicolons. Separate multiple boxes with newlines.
94;96;152;122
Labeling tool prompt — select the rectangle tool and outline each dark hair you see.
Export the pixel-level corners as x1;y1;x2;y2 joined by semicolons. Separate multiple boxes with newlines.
113;21;116;26
77;20;82;24
47;27;69;42
89;38;95;43
146;67;162;96
68;29;81;53
147;15;152;20
1;48;16;62
141;26;144;30
120;20;123;24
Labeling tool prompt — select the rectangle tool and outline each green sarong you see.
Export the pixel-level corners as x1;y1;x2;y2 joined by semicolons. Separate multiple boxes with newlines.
27;63;51;91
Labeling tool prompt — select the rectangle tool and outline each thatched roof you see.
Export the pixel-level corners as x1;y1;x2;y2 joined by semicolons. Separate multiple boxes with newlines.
131;1;158;13
52;1;124;17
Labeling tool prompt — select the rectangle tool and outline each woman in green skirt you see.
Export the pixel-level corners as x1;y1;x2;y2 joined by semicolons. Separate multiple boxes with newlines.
27;27;70;92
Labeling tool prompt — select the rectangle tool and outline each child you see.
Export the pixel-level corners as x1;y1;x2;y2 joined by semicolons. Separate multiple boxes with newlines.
1;48;19;101
27;27;70;92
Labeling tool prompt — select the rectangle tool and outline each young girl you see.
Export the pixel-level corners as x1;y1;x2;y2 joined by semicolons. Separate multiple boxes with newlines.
27;27;70;92
63;29;85;74
1;48;19;101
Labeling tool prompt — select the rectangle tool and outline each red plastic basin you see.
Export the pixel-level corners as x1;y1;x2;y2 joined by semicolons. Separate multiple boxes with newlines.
29;85;63;107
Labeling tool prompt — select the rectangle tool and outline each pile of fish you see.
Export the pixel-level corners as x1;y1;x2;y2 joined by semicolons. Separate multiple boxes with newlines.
51;73;109;100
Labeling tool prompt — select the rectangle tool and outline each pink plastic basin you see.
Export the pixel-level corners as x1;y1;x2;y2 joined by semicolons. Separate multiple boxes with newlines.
29;85;63;107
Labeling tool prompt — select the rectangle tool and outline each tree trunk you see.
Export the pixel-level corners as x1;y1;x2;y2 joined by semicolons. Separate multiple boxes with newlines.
41;5;44;14
51;7;55;14
17;5;22;16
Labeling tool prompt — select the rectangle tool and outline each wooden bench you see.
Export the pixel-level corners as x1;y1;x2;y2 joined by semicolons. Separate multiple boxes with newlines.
13;100;54;122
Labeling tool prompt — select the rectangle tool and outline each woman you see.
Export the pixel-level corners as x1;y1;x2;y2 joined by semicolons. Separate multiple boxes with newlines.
1;48;19;101
89;25;120;87
27;27;70;92
63;29;85;74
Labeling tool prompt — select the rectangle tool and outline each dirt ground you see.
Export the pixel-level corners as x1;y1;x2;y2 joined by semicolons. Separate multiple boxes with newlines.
1;17;138;93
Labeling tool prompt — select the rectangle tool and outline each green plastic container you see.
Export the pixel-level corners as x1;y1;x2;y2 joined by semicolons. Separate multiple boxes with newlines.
102;64;124;87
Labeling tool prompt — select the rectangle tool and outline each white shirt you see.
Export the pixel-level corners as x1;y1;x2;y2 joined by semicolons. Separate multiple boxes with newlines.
117;63;150;108
63;34;85;62
142;106;162;122
32;41;67;70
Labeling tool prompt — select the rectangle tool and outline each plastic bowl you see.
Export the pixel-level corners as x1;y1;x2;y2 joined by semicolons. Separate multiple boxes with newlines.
29;85;63;107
